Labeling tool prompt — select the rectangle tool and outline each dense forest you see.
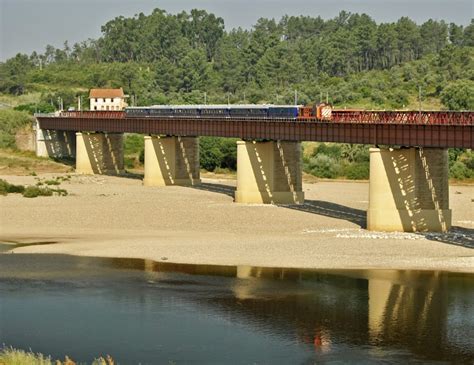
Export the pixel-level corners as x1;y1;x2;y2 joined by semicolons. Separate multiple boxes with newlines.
1;10;473;109
0;10;472;179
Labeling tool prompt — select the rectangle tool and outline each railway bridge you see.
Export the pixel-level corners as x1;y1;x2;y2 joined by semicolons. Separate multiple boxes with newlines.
35;110;473;233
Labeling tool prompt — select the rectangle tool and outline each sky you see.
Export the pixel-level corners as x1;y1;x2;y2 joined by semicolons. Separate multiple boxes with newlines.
1;0;473;61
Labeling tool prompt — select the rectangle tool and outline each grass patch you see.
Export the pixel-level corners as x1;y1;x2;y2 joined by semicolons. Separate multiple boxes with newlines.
22;186;54;198
0;179;25;195
0;178;68;198
0;346;115;365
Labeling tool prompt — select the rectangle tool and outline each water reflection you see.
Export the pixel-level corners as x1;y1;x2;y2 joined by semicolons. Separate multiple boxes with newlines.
0;255;472;364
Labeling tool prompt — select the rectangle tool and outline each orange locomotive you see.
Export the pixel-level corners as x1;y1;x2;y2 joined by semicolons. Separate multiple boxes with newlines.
297;103;332;121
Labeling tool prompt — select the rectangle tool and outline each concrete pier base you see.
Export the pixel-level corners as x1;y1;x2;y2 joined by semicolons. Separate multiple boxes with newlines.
35;123;76;158
143;135;201;186
75;132;124;175
235;140;304;204
367;147;451;232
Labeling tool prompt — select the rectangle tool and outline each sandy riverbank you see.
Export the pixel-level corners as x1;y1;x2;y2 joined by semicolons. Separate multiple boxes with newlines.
0;173;473;272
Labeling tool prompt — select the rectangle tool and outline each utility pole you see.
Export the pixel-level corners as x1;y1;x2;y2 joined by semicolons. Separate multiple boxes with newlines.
418;85;422;111
326;92;329;104
294;89;298;106
418;85;422;122
320;91;323;104
78;96;81;111
204;92;207;105
227;93;230;106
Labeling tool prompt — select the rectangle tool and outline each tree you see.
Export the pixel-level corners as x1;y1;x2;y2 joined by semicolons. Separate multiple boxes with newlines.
0;53;33;95
440;80;474;110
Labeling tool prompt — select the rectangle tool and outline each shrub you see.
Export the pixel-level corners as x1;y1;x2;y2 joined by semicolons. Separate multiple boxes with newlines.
7;184;25;193
344;162;370;180
124;156;136;169
124;133;144;155
0;179;25;195
450;161;473;179
307;155;342;178
0;179;9;195
312;143;342;159
22;186;53;198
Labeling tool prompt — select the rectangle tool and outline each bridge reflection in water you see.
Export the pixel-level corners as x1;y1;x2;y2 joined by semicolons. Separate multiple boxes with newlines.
0;255;471;363
112;258;473;363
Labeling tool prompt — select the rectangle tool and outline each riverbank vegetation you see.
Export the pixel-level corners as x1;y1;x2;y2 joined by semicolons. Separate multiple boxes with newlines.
0;346;114;365
0;176;68;197
0;10;472;179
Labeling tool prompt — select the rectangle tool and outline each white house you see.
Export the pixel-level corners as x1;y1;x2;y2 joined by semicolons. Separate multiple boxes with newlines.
89;88;128;111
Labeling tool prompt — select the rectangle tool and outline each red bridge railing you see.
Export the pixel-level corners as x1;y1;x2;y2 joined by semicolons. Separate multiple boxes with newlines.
52;110;473;126
331;110;473;125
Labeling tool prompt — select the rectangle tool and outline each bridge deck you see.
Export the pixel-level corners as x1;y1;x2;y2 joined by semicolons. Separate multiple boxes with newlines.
36;111;474;148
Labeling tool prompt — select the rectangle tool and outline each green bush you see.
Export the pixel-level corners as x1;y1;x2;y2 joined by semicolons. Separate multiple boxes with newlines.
22;186;53;198
7;184;25;193
199;137;237;171
124;156;136;169
14;102;55;114
0;179;25;195
0;179;9;195
450;161;473;179
124;134;144;155
344;162;370;180
306;155;342;178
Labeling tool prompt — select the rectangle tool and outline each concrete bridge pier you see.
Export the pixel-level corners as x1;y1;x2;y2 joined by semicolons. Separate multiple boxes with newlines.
75;132;124;175
35;122;76;158
235;140;304;204
367;147;451;232
143;135;201;186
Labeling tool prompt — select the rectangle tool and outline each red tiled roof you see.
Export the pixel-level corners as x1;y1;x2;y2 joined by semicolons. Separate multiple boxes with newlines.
89;88;125;98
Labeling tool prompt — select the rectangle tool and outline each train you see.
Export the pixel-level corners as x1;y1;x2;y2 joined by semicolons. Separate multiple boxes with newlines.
124;103;332;120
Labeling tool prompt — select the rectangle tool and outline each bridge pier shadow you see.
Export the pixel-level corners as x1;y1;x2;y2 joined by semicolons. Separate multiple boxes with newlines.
191;180;473;249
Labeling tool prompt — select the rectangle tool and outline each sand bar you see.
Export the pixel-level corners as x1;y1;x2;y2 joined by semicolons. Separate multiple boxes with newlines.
0;174;473;272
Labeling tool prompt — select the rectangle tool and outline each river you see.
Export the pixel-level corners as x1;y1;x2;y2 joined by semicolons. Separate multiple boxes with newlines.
0;254;472;364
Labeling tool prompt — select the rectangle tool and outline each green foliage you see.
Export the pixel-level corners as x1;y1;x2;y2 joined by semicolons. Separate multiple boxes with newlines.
0;179;25;195
0;109;32;148
22;186;54;198
199;137;238;171
344;162;370;180
14;102;55;114
0;177;68;197
306;154;342;178
303;143;370;179
124;133;144;155
440;80;474;110
448;149;474;179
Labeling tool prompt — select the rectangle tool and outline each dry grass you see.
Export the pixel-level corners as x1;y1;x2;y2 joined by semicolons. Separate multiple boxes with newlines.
0;347;115;365
0;149;72;175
